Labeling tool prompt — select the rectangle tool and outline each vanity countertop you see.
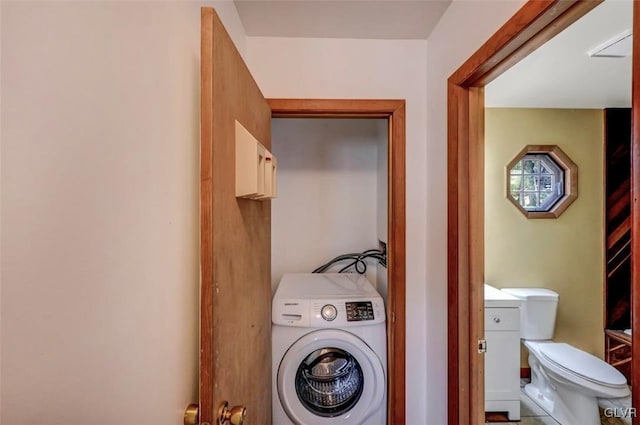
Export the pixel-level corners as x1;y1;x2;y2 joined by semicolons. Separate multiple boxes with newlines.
484;284;522;308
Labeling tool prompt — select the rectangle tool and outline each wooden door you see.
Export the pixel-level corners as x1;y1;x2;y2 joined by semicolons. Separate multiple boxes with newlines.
199;7;272;425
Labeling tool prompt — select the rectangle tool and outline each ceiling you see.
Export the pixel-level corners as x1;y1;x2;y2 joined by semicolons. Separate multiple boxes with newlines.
486;0;633;108
233;0;451;40
234;0;631;107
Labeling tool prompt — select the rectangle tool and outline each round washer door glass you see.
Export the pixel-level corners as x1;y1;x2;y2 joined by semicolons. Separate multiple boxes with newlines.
295;347;364;417
277;329;385;425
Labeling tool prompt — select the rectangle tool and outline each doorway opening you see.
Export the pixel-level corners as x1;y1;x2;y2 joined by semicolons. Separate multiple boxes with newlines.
447;1;639;424
268;99;406;425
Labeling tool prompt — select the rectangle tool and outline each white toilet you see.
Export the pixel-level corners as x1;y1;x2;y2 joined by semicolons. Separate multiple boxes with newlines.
502;287;630;425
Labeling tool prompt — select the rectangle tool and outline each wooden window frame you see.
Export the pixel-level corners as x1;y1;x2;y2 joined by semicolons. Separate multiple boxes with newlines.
445;0;640;423
506;145;578;219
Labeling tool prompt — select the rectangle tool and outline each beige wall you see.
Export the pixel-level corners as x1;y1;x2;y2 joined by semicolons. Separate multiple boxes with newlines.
485;108;604;366
425;1;525;421
1;2;245;424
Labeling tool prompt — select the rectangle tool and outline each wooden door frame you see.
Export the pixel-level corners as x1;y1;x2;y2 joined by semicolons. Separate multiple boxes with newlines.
634;2;640;424
445;1;640;424
268;98;406;425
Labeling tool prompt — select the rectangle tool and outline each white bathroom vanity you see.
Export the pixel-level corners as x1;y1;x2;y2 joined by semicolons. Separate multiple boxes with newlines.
484;284;522;420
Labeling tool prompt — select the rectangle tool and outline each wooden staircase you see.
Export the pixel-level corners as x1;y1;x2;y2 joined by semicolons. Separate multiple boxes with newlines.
607;177;631;279
604;108;632;383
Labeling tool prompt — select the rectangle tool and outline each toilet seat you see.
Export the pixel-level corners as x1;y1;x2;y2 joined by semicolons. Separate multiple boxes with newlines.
538;342;627;388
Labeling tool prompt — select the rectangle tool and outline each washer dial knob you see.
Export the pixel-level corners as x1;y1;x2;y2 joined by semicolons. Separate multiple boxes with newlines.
321;304;337;321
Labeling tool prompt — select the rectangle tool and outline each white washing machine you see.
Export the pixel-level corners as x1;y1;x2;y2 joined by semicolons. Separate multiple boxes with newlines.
272;273;387;425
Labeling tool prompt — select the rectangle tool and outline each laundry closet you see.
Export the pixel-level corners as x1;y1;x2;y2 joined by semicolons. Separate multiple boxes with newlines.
270;117;389;303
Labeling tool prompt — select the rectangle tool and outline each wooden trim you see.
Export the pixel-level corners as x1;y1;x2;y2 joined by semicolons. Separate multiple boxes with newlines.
268;98;406;425
199;9;214;422
447;80;486;425
268;98;405;118
468;87;485;425
632;1;640;420
447;82;468;425
388;101;406;425
449;0;602;86
447;1;607;424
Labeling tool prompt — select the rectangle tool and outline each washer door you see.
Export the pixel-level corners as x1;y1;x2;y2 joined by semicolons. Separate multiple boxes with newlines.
277;329;385;425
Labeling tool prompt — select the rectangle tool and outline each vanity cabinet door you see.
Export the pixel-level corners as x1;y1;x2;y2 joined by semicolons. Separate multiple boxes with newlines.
485;307;521;420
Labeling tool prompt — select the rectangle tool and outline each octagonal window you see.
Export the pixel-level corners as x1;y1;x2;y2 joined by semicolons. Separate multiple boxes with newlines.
506;145;577;218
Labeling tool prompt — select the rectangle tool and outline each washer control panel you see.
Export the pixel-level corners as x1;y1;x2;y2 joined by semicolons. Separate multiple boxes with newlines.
272;296;384;327
321;304;338;321
345;301;374;321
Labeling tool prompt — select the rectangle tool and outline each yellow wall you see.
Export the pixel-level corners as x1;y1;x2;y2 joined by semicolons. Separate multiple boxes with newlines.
485;108;604;366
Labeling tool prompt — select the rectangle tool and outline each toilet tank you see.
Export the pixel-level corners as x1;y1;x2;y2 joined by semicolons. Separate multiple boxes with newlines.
501;288;559;340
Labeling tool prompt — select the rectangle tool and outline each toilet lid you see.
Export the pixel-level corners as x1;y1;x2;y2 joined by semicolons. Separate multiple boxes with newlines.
539;343;627;387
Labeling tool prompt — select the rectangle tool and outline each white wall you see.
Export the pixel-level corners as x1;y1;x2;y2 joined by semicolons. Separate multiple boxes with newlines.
1;2;245;424
271;118;386;291
426;1;526;422
246;36;428;423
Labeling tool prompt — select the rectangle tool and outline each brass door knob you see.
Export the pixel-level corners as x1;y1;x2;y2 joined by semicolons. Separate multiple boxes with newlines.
184;404;199;425
218;401;247;425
